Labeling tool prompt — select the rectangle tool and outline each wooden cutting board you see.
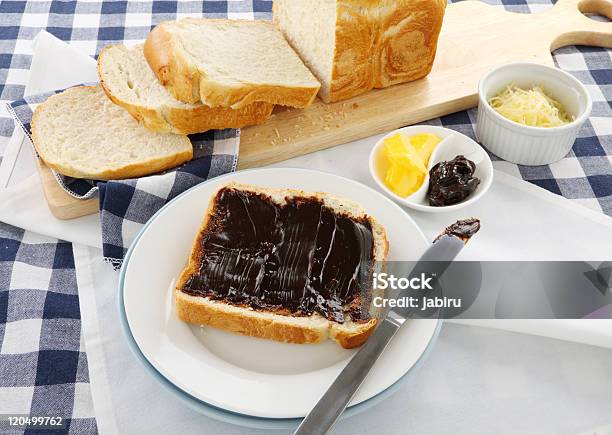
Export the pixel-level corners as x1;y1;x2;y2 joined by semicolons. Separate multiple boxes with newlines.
38;0;612;219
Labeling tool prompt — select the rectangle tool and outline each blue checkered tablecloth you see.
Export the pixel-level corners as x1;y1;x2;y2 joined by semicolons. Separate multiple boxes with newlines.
0;222;96;434
0;0;610;434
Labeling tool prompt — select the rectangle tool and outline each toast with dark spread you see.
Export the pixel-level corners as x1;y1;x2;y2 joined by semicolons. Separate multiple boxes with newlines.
175;183;389;348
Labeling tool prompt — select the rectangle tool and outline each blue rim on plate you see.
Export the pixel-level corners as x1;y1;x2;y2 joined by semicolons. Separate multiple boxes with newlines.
117;168;443;429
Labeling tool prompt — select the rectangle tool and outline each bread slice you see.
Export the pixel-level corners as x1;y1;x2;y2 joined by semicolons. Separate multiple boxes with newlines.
175;183;389;349
144;19;321;109
31;86;193;180
98;44;274;134
273;0;447;103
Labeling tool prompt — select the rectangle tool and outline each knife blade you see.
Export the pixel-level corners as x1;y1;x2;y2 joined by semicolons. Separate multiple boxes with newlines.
294;219;479;435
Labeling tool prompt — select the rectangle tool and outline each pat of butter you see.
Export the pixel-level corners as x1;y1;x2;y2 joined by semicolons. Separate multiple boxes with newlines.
381;133;442;197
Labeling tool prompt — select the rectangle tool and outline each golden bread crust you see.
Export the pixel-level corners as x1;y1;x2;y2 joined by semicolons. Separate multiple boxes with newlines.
176;291;329;345
330;0;446;102
144;22;202;104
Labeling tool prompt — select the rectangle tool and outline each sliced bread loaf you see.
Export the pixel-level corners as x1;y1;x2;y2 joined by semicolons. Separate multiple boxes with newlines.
144;19;321;109
175;182;389;349
31;86;193;180
273;0;447;103
98;44;274;134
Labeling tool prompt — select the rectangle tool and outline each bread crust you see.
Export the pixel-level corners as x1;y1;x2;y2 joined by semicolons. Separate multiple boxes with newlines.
144;19;321;109
329;0;446;103
144;22;201;104
30;85;193;181
175;183;389;348
176;292;330;344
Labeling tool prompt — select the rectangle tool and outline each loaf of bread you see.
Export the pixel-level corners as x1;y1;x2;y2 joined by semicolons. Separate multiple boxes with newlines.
31;86;193;180
273;0;447;103
144;19;321;109
98;44;274;134
175;183;389;348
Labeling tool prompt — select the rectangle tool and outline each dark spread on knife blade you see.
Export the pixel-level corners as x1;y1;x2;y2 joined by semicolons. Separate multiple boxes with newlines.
180;187;375;323
436;218;481;243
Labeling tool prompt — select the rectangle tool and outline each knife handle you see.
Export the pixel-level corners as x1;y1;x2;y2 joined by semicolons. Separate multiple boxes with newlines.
293;318;401;435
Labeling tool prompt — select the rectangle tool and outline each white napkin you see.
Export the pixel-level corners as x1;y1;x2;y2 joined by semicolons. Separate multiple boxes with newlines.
75;243;612;435
0;31;101;247
75;169;612;434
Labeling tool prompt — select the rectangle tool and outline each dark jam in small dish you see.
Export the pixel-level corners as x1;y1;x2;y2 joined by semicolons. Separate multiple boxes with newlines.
427;155;480;206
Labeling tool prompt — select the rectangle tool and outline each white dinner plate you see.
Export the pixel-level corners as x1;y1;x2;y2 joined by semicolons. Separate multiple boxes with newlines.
121;167;438;419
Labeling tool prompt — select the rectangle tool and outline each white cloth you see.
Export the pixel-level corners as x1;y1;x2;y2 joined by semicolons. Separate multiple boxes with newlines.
77;118;612;434
75;244;612;435
0;31;101;247
1;30;612;434
268;135;612;349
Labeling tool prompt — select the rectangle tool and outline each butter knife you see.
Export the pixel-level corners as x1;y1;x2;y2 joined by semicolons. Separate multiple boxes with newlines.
294;218;480;435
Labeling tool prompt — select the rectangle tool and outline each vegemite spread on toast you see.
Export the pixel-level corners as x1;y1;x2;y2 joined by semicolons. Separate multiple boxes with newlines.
180;187;375;323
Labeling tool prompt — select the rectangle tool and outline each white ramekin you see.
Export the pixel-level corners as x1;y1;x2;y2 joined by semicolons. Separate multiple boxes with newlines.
476;62;592;166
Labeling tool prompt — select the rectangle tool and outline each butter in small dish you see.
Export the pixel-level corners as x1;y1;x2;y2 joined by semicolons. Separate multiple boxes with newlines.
369;126;493;213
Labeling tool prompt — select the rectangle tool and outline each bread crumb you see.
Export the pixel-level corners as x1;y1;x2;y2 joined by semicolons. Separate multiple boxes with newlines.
352;103;359;109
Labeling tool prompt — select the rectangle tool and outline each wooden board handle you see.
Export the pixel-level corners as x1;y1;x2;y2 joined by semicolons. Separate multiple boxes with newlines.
550;0;612;50
580;0;612;19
